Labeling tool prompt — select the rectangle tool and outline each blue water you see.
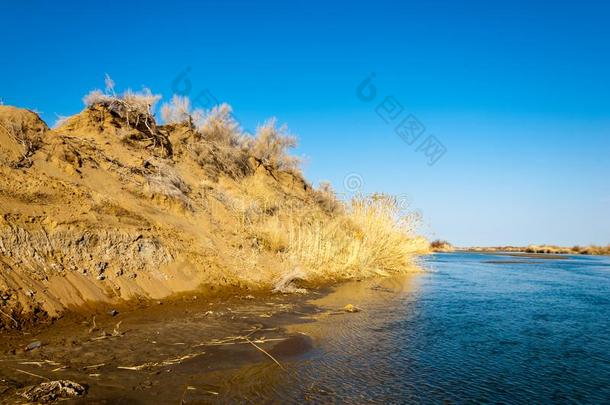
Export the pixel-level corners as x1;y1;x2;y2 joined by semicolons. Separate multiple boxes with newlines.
286;252;610;404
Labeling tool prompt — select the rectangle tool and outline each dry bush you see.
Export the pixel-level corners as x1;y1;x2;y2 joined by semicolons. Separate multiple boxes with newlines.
430;239;454;252
526;245;571;254
160;95;203;125
526;246;548;254
82;89;113;107
82;78;168;153
122;88;162;115
83;87;161;127
190;140;251;181
0;121;45;168
196;104;243;146
524;244;610;256
189;103;252;180
571;245;610;255
247;119;300;172
53;115;70;129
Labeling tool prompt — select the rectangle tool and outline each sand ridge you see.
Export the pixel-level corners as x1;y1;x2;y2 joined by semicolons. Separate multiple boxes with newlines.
0;100;427;330
0;104;314;327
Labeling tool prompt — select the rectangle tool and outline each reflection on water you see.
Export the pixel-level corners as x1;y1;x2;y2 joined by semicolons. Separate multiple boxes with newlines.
1;253;609;403
274;253;610;403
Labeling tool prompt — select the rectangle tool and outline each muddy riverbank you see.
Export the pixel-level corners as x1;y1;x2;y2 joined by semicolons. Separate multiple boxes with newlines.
0;278;393;403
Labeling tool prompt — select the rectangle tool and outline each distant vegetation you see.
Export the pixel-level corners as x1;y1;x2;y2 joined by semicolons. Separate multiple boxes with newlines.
430;239;455;252
466;245;610;256
525;245;610;256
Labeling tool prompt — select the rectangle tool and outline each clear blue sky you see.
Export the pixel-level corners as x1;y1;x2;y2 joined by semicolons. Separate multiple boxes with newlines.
1;0;609;246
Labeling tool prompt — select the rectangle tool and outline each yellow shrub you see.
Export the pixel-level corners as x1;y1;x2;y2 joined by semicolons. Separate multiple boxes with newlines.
284;195;426;281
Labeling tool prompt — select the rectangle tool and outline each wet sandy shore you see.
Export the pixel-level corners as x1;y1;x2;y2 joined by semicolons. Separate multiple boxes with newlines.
0;274;420;403
0;288;326;403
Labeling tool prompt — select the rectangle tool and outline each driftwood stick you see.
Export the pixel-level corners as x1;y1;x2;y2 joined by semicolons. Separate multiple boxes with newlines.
14;368;50;381
245;337;285;371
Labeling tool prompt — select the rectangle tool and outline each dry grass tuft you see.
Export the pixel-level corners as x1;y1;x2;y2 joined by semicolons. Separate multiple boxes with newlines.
256;217;289;253
249;195;427;282
314;181;343;214
144;160;191;207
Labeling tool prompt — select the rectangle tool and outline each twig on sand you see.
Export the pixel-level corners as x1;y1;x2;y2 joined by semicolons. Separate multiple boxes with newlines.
192;338;287;348
112;321;123;337
14;368;50;381
192;326;287;370
0;308;19;328
161;353;201;366
88;316;97;334
244;337;285;371
118;352;204;371
180;385;196;404
83;363;105;370
118;363;156;371
18;360;61;368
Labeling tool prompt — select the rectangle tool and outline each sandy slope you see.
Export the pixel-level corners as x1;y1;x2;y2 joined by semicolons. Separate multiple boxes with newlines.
0;104;316;328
